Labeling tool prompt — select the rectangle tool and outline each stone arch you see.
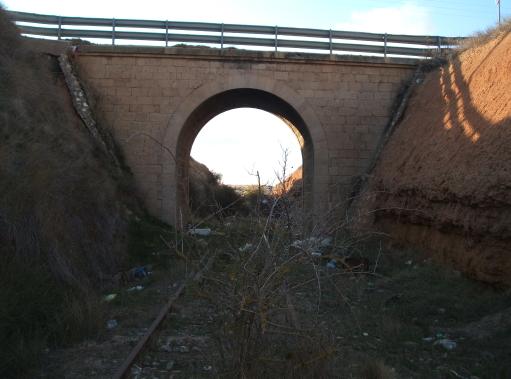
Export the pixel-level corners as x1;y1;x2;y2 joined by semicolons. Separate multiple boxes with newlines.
161;73;328;226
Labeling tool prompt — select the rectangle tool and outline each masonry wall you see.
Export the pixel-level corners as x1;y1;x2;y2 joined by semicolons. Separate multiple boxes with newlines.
74;46;415;223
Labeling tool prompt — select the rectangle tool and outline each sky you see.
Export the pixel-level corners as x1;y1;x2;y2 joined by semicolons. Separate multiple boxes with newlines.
4;0;509;36
4;0;510;184
191;109;302;185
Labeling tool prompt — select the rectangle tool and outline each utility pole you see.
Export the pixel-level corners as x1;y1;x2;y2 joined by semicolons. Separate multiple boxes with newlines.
497;0;502;24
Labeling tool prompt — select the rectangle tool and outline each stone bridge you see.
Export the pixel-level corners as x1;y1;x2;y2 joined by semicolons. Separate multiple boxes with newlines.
74;45;417;226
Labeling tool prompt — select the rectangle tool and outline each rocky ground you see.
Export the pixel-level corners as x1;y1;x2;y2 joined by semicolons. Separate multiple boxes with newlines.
39;217;511;379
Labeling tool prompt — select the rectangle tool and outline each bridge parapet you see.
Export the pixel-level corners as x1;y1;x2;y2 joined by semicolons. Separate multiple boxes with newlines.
76;44;421;68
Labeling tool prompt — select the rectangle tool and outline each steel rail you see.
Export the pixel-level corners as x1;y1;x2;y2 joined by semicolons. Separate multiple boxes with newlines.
113;254;216;379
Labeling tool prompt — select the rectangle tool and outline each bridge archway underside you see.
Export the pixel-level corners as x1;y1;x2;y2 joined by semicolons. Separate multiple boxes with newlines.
176;88;314;221
74;46;416;226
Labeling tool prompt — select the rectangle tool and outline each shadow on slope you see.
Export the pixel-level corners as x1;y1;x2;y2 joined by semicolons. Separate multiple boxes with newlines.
0;6;143;376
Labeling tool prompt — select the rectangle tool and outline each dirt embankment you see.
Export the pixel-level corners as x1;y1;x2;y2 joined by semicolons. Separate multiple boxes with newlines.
353;28;511;285
0;8;143;375
273;165;303;197
188;158;242;216
0;13;137;287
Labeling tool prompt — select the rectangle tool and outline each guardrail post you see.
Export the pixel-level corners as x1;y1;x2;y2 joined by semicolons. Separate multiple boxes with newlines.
112;18;116;46
8;11;447;59
221;23;224;50
165;20;169;47
383;33;388;58
57;16;62;40
275;25;278;53
329;29;332;56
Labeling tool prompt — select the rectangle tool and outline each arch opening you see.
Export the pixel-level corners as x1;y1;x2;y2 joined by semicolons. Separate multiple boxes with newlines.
191;108;302;185
175;88;314;222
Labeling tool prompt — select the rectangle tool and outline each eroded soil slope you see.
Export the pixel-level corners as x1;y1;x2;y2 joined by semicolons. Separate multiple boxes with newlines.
354;30;511;285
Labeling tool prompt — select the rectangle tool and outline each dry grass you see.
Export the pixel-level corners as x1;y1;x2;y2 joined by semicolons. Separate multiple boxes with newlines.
455;17;511;54
0;7;135;287
202;214;336;378
0;6;140;376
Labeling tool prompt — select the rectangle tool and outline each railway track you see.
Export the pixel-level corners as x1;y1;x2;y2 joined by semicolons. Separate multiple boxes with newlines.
113;254;216;379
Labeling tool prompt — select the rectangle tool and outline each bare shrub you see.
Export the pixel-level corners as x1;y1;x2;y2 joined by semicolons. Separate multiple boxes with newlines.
199;186;337;377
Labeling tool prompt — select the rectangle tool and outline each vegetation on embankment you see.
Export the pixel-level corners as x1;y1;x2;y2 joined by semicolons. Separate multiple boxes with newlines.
188;158;243;217
0;6;144;377
352;20;511;286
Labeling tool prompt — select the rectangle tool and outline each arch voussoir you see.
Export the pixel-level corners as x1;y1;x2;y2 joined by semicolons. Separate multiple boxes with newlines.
161;72;328;226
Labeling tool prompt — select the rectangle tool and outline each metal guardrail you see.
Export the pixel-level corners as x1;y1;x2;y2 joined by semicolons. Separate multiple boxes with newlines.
8;10;462;58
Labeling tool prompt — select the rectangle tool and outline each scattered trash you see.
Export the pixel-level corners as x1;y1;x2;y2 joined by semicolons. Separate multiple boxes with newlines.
103;293;117;302
130;364;142;375
203;365;213;371
127;285;144;292
434;339;457;350
239;243;253;253
341;257;370;271
119;265;152;283
422;336;435;342
291;236;332;256
326;260;337;269
405;260;413;265
438;308;446;314
132;266;150;279
362;332;369;337
106;319;118;330
161;343;172;353
189;228;211;236
320;237;333;247
291;239;308;249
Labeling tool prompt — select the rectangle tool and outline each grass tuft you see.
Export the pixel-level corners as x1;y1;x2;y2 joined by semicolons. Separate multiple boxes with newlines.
454;17;511;54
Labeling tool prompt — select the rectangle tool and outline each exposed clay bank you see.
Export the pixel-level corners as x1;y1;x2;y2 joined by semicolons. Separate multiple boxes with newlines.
354;32;511;286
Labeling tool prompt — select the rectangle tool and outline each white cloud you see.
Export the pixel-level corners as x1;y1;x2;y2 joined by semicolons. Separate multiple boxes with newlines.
336;2;433;35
